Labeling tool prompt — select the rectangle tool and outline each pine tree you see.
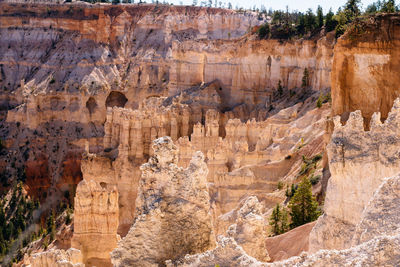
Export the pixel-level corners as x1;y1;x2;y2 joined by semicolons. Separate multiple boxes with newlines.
325;8;337;32
270;204;281;235
344;0;361;20
296;13;306;35
317;6;324;29
304;8;316;33
289;177;320;228
47;210;56;242
269;204;289;235
381;0;395;12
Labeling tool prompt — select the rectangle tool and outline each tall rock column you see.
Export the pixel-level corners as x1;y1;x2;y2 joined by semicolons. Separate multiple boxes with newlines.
71;179;119;266
111;137;215;266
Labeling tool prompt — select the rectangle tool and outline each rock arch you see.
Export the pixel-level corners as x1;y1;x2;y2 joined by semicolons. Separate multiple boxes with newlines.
105;91;128;108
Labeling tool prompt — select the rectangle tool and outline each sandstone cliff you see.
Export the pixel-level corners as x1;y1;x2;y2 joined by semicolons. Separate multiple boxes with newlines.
331;14;400;123
309;98;400;251
110;137;215;266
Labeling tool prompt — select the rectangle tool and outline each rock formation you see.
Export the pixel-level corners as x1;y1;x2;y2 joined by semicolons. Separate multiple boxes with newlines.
71;178;119;266
28;248;84;267
175;173;400;267
110;137;215;266
309;98;400;251
331;14;400;122
0;2;335;203
226;196;270;262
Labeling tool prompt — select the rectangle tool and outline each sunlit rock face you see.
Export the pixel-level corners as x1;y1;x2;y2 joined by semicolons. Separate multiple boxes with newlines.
71;178;119;266
111;137;215;266
309;98;400;251
28;248;84;267
331;14;400;123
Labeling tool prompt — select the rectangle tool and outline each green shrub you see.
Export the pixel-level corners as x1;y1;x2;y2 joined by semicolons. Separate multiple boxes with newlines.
277;181;284;190
310;175;321;185
258;23;270;39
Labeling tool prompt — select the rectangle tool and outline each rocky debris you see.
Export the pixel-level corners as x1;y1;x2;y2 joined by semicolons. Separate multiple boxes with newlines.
309;98;400;251
110;137;215;266
71;179;119;266
271;234;400;267
28;248;84;267
177;234;400;267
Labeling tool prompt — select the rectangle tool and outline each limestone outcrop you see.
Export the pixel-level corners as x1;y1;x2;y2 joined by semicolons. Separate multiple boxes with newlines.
110;137;215;266
309;98;400;251
28;248;84;267
71;178;119;266
0;2;334;201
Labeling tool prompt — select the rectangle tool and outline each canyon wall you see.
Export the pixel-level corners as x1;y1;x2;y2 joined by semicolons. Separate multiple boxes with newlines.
331;14;400;122
0;2;334;204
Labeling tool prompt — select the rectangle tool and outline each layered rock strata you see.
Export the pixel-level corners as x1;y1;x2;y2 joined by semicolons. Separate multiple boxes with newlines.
110;137;215;266
71;178;119;266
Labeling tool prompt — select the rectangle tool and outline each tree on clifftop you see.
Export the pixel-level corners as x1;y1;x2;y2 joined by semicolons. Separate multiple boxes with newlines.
289;177;320;228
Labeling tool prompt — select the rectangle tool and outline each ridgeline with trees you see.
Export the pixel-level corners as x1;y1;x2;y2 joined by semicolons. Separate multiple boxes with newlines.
257;0;400;40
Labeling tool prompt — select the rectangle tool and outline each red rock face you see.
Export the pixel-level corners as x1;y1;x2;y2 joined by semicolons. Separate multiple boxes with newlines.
58;152;83;193
25;152;82;200
331;14;400;124
25;154;50;200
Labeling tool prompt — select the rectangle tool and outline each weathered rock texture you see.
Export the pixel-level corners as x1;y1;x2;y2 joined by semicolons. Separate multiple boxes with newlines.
331;14;400;123
176;234;400;267
110;137;215;266
71;178;119;266
265;221;316;262
28;248;84;267
226;196;270;262
309;98;400;251
352;174;400;246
